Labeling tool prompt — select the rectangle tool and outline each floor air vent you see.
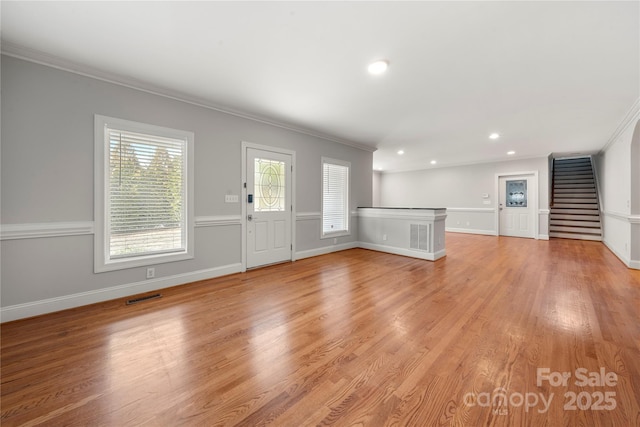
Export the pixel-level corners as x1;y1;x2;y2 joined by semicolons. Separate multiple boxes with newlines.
126;293;162;305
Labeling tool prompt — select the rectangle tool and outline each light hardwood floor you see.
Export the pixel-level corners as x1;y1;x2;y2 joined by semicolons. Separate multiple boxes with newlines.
2;234;639;426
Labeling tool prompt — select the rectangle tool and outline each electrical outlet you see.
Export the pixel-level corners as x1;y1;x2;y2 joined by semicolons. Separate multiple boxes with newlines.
146;267;155;279
383;234;387;241
333;238;337;245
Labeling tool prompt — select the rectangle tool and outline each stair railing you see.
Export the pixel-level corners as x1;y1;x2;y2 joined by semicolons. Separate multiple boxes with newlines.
550;157;555;208
590;155;604;234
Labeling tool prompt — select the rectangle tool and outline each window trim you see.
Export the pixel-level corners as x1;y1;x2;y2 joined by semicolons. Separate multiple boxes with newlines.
94;115;194;273
321;157;351;239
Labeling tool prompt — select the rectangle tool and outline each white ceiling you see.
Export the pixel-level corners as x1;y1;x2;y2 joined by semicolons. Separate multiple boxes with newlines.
2;1;638;172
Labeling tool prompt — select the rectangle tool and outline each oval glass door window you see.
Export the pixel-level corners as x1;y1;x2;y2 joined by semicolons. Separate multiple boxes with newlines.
254;158;286;212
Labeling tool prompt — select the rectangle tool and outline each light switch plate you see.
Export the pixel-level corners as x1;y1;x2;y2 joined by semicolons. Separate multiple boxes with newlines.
225;195;239;203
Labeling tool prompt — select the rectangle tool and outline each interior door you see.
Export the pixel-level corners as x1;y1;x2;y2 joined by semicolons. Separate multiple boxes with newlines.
246;147;292;268
499;175;535;238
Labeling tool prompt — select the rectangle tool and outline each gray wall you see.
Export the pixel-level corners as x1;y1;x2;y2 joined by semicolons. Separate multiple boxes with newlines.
594;113;640;269
379;157;549;236
1;56;373;314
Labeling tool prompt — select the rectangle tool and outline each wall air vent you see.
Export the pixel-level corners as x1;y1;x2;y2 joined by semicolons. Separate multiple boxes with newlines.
410;224;431;252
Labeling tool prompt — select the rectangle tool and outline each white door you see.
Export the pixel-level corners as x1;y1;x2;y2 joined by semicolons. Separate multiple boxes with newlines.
246;147;292;268
499;175;535;238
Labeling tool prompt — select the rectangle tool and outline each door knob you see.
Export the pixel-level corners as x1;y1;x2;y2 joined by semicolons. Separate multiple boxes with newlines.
248;214;253;221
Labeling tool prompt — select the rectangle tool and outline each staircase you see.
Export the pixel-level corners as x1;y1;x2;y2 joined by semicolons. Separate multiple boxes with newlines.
549;157;602;241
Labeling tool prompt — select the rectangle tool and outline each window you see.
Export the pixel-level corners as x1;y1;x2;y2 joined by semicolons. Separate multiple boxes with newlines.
94;115;194;272
322;157;350;237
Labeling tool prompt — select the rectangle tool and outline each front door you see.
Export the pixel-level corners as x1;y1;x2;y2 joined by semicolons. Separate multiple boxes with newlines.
246;147;292;268
499;175;535;238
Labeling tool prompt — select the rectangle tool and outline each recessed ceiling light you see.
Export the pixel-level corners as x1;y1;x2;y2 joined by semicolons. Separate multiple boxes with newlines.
489;133;500;140
397;149;404;155
368;60;389;75
430;160;437;165
507;150;515;155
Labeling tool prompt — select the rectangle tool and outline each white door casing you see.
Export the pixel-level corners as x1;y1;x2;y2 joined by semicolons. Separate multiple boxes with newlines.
496;172;537;239
242;144;295;269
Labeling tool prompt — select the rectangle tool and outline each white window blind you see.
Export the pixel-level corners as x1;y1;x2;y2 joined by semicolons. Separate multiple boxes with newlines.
108;128;186;258
322;159;350;236
95;115;194;272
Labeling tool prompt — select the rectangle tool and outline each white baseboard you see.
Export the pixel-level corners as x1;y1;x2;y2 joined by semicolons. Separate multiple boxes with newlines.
0;263;242;323
358;242;446;261
445;227;496;236
295;242;359;260
538;234;550;240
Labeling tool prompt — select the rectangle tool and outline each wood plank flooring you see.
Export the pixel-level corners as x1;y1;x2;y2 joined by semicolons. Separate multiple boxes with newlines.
2;233;640;426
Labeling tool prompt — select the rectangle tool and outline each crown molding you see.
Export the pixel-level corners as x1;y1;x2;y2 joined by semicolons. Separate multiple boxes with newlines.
601;97;640;154
1;42;377;153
